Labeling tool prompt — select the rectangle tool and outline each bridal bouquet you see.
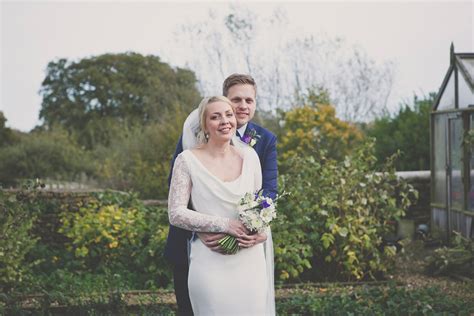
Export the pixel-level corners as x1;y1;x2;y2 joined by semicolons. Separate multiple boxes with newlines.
218;190;280;254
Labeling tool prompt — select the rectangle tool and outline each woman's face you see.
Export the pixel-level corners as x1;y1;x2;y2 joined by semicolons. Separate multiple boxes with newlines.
204;101;237;142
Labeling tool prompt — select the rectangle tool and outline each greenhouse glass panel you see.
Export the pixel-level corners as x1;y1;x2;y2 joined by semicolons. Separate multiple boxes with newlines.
449;117;464;209
469;114;474;210
433;114;447;204
437;72;455;110
460;58;474;77
458;72;474;109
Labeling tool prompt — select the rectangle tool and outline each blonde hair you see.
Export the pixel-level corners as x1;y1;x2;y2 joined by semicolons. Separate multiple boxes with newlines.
196;96;234;144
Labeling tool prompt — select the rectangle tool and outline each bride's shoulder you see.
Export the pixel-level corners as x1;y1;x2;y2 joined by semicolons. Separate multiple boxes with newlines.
235;145;258;161
176;149;193;163
179;147;206;163
180;147;200;155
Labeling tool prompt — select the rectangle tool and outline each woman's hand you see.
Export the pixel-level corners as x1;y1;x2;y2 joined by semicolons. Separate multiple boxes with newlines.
197;232;228;254
226;219;250;238
237;232;267;248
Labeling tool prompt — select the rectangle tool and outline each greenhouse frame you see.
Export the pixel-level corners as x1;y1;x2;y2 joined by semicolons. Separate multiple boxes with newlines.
431;44;474;240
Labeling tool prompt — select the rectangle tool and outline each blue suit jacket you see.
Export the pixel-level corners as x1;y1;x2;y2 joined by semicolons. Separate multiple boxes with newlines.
164;121;278;264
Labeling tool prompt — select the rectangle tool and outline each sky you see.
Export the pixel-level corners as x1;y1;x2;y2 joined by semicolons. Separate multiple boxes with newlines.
1;0;473;132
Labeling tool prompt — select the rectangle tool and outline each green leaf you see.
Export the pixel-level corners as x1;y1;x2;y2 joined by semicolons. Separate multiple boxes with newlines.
338;227;349;237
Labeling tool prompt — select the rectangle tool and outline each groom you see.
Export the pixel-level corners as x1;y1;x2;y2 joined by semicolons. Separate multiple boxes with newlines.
165;73;278;315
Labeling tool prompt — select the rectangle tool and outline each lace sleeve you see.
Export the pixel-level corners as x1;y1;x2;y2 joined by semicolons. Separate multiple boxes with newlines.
168;153;230;233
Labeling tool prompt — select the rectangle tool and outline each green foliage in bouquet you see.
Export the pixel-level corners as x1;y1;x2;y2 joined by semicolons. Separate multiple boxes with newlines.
274;139;418;282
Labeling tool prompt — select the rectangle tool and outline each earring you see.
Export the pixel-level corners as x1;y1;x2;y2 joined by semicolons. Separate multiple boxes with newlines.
205;133;209;141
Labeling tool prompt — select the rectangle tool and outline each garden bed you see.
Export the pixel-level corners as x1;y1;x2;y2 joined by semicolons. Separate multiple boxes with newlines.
5;241;474;315
2;189;473;314
6;281;473;315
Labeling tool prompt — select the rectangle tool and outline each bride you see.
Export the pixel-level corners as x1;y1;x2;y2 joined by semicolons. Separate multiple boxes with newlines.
168;96;275;315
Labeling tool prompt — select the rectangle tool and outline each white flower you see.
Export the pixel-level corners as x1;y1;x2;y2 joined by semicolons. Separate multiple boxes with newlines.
261;207;276;223
250;217;264;230
241;192;253;204
237;190;278;233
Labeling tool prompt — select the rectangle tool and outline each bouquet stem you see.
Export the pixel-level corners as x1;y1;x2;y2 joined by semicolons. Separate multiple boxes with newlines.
218;235;239;254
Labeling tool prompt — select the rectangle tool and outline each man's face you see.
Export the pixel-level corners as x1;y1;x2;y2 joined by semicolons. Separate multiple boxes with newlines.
226;84;256;128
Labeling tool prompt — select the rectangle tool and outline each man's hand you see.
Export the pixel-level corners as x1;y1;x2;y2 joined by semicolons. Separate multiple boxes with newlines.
197;232;228;254
237;232;267;249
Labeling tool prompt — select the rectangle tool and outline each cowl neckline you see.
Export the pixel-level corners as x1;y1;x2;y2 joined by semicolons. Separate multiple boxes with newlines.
185;148;246;184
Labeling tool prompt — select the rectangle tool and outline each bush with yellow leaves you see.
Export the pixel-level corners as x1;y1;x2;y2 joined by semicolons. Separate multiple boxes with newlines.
58;191;171;287
60;203;144;259
279;104;363;162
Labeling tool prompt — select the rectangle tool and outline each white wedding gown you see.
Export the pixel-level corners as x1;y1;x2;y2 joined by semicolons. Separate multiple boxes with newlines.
168;145;275;316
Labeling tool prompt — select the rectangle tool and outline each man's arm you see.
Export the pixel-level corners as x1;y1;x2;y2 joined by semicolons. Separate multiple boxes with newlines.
168;135;184;187
261;134;278;199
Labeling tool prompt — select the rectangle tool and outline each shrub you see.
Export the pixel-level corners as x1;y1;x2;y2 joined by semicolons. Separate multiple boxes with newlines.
0;190;172;295
278;104;364;161
425;231;474;278
276;285;474;315
57;191;171;288
59;202;146;260
0;190;39;292
274;140;418;282
2;284;472;314
94;107;187;199
0;129;94;187
365;93;434;171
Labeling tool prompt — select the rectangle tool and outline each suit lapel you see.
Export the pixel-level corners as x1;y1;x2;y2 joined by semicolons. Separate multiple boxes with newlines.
244;121;255;136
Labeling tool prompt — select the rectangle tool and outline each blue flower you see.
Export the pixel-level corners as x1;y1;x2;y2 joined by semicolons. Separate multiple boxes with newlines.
261;199;271;209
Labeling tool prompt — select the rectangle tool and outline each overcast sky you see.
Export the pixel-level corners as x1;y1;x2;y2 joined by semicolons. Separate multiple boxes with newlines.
1;0;473;131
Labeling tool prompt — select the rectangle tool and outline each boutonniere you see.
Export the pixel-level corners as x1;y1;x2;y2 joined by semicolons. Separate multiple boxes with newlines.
242;129;261;147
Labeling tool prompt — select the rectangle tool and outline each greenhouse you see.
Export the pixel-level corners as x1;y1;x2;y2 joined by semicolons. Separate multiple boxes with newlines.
431;44;474;240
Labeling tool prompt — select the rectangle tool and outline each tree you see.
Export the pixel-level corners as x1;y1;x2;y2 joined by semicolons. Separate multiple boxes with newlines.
173;5;394;121
39;53;201;148
366;93;434;171
0;111;14;146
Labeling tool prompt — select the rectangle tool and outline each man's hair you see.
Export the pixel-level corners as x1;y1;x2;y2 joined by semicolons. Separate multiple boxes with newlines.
222;74;257;97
